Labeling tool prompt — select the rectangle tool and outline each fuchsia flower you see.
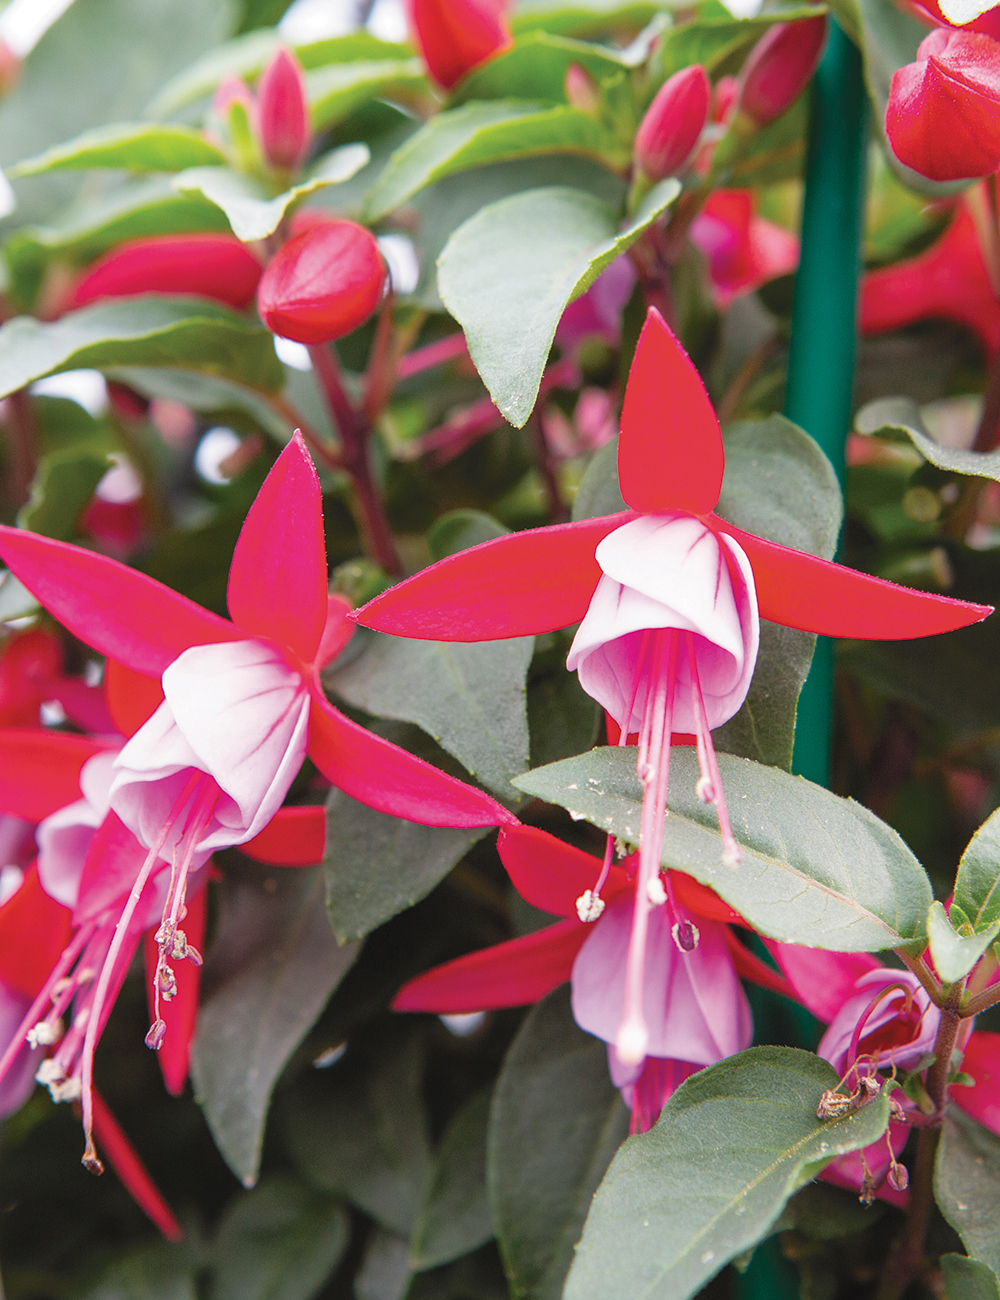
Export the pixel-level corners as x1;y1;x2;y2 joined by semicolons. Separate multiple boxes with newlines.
355;307;990;1069
0;432;510;1167
690;190;800;308
395;823;792;1131
860;202;1000;358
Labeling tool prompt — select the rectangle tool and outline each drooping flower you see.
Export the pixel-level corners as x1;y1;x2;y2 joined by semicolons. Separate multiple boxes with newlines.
257;221;386;343
394;824;789;1130
633;66;711;183
68;234;264;312
860;202;1000;357
689;189;800;308
405;0;513;90
886;27;1000;181
354;307;991;1066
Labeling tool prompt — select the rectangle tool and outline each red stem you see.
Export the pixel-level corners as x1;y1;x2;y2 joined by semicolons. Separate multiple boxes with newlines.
397;332;469;380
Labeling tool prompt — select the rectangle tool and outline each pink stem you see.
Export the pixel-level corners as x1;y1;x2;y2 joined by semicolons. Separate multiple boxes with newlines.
396;332;468;380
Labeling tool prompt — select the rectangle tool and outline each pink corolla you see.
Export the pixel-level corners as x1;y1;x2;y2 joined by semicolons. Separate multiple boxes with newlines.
396;823;788;1131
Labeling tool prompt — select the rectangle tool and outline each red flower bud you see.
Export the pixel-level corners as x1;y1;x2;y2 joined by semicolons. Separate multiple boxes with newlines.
257;219;386;343
69;234;263;311
738;17;827;126
256;46;311;173
564;62;601;114
712;74;740;124
406;0;513;90
634;65;710;180
886;28;1000;180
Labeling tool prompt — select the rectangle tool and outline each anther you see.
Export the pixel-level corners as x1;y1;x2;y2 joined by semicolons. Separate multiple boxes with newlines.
647;875;667;906
887;1160;908;1192
576;890;605;923
695;776;715;803
157;964;177;999
672;920;700;952
81;1140;104;1175
27;1018;63;1048
36;1059;65;1086
145;1019;167;1051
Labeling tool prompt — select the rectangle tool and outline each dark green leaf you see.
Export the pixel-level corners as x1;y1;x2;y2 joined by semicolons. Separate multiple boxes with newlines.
514;747;933;951
148;31;412;118
410;1088;493;1271
956;809;1000;933
174;144;369;242
509;2;670;39
357;1229;413;1300
192;865;359;1187
107;366;290;437
571;439;625;522
328;629;532;798
364;102;628;223
18;447;110;541
937;1110;1000;1278
438;181;679;427
488;986;629;1300
308;61;428;131
283;1035;433;1236
210;1175;349;1300
80;1240;198;1300
527;662;601;771
0;298;283;399
427;509;508;561
927;900;1000;984
858;396;1000;483
564;1047;890;1300
941;1254;1000;1300
10;124;225;177
653;8;824;80
324;786;486;942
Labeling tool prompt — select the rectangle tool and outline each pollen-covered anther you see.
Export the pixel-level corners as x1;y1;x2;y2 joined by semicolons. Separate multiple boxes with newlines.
145;1019;167;1051
695;776;715;803
647;875;668;906
36;1058;65;1086
51;1077;82;1104
82;1141;104;1175
27;1018;63;1048
672;919;700;952
576;889;606;922
156;963;177;1000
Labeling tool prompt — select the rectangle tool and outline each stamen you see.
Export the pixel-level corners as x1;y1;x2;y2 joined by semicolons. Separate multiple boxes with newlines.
620;628;653;747
647;875;667;906
576;835;617;922
672;919;700;952
685;632;741;868
27;1018;63;1048
845;982;922;1074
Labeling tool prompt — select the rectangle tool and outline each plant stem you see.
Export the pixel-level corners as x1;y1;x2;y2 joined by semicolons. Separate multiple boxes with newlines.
362;289;397;426
963;976;1000;1018
895;949;945;1006
396;332;468;381
308;343;401;575
3;389;37;508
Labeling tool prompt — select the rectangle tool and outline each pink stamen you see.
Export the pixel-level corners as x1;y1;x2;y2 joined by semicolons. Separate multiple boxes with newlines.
617;630;678;1065
845;982;923;1075
685;631;740;867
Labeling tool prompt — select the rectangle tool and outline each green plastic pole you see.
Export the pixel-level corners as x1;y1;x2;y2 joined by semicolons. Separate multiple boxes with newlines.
784;19;870;789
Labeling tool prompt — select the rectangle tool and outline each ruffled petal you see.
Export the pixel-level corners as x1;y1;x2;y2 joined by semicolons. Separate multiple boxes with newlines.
817;969;939;1074
111;640;310;852
765;940;881;1024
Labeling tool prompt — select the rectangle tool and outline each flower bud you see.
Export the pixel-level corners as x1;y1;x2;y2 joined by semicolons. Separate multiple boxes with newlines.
634;65;710;180
69;234;263;312
406;0;513;90
0;39;21;97
257;219;386;343
565;62;601;114
712;74;740;124
886;28;1000;180
737;17;827;126
256;46;311;173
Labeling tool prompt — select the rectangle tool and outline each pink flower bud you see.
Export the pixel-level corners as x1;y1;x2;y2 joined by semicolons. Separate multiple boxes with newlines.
213;73;256;122
565;62;601;114
256;46;311;173
257;219;386;343
886;27;1000;180
406;0;513;90
712;74;740;123
69;234;264;312
634;65;711;180
737;17;827;126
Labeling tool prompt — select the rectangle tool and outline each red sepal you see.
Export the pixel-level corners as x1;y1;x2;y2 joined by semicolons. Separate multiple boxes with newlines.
497;824;629;917
0;728;107;822
105;659;164;737
618;308;724;516
307;688;514;828
393;917;586;1012
243;804;325;865
955;1030;1000;1137
352;513;632;640
0;862;73;999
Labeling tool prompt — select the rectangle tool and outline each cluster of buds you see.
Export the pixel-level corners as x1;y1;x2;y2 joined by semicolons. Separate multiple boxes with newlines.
211;45;312;179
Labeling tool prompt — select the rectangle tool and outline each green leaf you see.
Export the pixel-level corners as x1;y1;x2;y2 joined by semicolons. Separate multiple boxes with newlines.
427;508;508;560
509;1;670;38
956;809;1000;935
712;97;809;189
18;447;110;541
571;439;625;522
0;571;38;621
858;396;1000;483
438;180;679;427
450;31;629;105
308;60;428;132
283;1035;433;1237
10;124;226;178
210;1175;349;1300
364;102;627;224
0;298;283;399
937;1111;1000;1279
410;1088;494;1271
514;747;933;951
80;1240;198;1300
148;30;412;118
174;144;369;242
107;365;290;437
653;8;824;80
927;900;1000;984
192;865;359;1187
324;785;486;942
328;629;532;798
942;1254;1000;1300
488;986;629;1300
564;1047;891;1300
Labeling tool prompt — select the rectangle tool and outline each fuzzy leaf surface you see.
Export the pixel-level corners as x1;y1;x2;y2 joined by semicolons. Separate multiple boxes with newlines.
955;809;1000;933
936;1111;1000;1279
410;1088;493;1271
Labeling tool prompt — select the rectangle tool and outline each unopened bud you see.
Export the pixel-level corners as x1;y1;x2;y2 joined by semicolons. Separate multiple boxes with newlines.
212;74;260;174
738;17;827;127
258;219;386;343
886;28;1000;180
0;39;21;97
565;62;601;114
256;46;311;173
634;65;711;181
713;74;740;124
406;0;513;90
69;235;263;312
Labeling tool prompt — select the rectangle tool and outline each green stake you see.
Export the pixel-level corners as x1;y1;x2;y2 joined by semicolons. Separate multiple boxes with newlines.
785;19;869;789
